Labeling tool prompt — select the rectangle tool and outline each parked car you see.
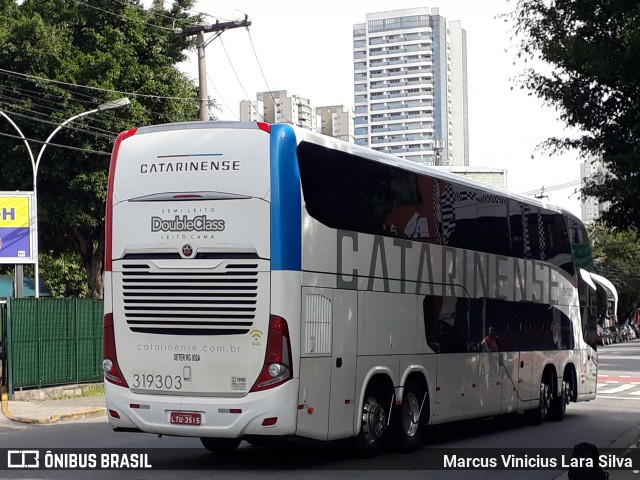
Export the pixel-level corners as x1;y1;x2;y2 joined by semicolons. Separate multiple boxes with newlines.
623;325;636;341
620;325;629;341
607;326;622;343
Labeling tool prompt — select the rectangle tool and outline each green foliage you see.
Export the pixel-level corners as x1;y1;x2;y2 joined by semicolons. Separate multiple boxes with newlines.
0;0;201;297
589;225;640;318
507;0;640;231
39;251;88;298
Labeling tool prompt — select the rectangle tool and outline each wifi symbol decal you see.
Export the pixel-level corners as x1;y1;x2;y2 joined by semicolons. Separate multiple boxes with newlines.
250;330;263;341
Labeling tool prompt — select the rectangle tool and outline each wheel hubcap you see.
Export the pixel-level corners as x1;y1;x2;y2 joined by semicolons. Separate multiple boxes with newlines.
362;396;386;444
563;380;571;406
541;383;551;414
403;392;421;437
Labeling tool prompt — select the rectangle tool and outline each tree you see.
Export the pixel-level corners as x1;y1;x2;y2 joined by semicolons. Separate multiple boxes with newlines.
0;0;200;297
589;225;640;320
507;0;640;231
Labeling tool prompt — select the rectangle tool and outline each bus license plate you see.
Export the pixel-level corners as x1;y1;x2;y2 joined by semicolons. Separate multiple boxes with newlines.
170;412;201;426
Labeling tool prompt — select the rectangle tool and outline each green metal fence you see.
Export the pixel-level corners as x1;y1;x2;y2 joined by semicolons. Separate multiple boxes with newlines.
4;298;103;395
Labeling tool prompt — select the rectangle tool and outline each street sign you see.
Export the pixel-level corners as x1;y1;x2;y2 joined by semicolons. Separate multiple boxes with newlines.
0;192;36;264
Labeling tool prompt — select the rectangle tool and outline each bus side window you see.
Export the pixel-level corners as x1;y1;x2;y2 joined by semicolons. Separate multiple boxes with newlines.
423;295;470;354
423;295;442;353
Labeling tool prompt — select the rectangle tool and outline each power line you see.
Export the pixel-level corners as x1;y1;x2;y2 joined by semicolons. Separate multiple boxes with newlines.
205;72;239;120
108;0;197;28
246;29;291;123
0;68;197;102
0;83;133;128
521;179;581;196
0;131;111;156
160;0;233;23
0;103;116;140
219;37;265;121
0;83;179;127
71;0;174;31
0;95;122;136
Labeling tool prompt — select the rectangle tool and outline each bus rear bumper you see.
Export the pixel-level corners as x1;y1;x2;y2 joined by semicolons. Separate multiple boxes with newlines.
105;380;299;438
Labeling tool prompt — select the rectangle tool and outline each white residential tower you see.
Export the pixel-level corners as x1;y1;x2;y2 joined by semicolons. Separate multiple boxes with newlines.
353;8;469;166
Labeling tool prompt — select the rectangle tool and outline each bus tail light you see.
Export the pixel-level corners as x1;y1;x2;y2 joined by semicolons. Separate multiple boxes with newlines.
103;313;129;387
250;315;293;392
105;128;137;272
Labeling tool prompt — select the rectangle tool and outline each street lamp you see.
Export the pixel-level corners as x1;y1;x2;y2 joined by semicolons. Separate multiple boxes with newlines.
32;97;131;298
34;97;132;177
1;97;131;298
0;111;36;297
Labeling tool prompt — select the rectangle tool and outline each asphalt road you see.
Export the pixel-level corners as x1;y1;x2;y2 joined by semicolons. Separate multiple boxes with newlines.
0;340;639;480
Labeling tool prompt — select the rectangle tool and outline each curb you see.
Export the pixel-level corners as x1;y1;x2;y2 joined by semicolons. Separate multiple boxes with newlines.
552;424;640;479
1;388;106;424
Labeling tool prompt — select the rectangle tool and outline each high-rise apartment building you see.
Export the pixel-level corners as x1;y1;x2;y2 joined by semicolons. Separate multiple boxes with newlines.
316;105;355;143
239;99;265;122
353;8;469;166
240;92;355;141
580;157;610;224
240;90;317;131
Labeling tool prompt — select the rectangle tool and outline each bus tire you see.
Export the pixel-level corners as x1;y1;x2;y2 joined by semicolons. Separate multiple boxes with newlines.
200;437;241;453
386;378;427;452
524;378;552;426
549;378;569;421
353;383;388;457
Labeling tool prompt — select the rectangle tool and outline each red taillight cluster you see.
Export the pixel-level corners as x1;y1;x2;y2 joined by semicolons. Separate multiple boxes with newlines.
250;315;293;392
103;313;129;387
257;122;271;133
105;128;137;272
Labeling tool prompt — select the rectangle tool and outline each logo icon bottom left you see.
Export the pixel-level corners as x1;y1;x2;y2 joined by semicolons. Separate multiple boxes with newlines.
8;450;40;468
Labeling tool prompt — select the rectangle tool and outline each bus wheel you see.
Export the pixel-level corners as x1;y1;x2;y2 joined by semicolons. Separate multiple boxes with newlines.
549;379;570;421
525;378;551;426
353;384;387;457
387;378;427;452
200;437;241;453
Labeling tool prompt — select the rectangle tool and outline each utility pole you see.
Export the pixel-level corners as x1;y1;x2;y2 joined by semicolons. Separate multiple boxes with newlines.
433;139;443;166
175;16;252;121
535;187;548;200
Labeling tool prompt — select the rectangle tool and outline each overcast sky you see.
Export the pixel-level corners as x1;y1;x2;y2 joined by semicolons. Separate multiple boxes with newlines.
176;0;583;217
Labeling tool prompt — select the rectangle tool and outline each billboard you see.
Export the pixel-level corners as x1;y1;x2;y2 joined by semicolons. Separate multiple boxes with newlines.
0;193;36;264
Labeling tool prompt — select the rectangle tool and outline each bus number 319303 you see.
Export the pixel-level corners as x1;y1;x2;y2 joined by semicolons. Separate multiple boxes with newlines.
132;373;183;390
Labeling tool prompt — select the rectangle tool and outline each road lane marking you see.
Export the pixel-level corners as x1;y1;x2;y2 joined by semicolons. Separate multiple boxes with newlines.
598;384;635;394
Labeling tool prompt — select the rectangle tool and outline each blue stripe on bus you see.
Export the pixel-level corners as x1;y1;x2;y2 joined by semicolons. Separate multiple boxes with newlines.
270;124;302;271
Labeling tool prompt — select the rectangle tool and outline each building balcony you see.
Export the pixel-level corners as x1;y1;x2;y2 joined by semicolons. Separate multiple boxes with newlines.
371;125;410;133
370;68;433;79
370;112;436;123
369;33;432;46
370;80;434;90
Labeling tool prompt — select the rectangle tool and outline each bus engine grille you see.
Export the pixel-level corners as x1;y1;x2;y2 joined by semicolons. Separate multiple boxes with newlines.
120;262;258;336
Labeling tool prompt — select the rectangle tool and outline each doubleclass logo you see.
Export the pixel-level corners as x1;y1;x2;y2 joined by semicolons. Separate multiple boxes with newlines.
150;215;225;233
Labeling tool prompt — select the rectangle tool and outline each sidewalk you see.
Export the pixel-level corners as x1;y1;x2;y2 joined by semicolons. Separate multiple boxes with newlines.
1;385;106;424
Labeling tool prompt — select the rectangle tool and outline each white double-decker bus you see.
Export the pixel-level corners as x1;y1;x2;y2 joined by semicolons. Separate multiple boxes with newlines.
104;121;600;455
